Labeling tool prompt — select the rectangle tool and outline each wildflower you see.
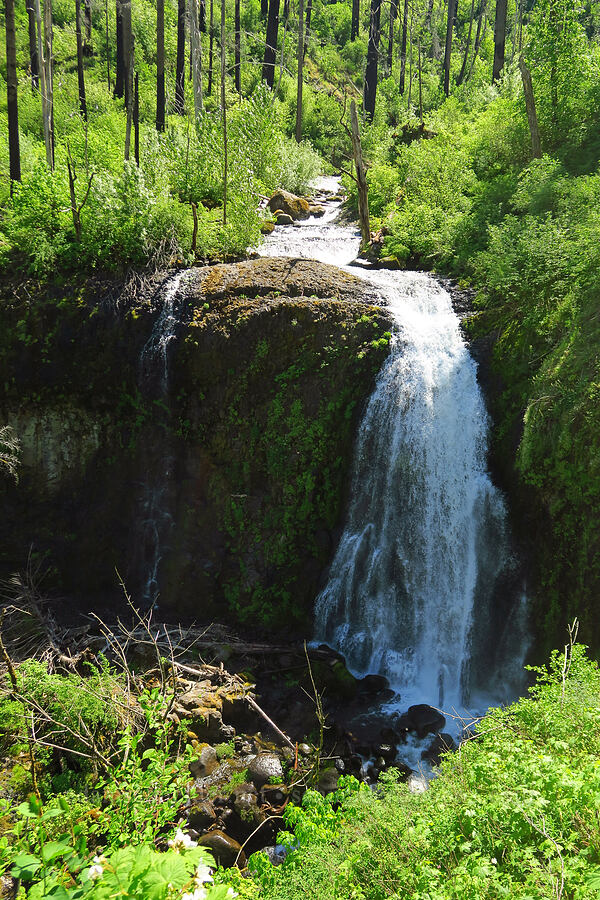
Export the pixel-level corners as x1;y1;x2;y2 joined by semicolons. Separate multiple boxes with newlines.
226;889;238;898
88;855;107;880
168;828;198;852
181;889;208;900
194;863;214;886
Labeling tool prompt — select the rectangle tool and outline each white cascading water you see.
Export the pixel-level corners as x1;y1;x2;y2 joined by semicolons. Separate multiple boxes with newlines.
260;177;527;720
137;270;190;606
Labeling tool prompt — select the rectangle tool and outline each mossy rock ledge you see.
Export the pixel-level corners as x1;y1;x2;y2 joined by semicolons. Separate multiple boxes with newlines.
0;259;393;633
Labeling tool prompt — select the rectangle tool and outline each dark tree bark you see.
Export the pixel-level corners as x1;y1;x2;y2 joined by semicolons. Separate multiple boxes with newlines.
208;0;214;93
364;0;382;120
262;0;280;87
221;0;227;225
399;0;408;93
466;0;485;80
351;0;359;40
175;0;186;113
105;0;110;88
122;0;132;110
456;0;475;85
492;0;507;82
115;0;124;97
27;2;39;90
283;0;289;23
261;0;268;18
75;0;87;118
442;0;456;95
43;0;54;168
295;0;303;141
5;0;21;184
303;0;312;56
83;0;92;53
156;0;165;130
200;0;206;31
134;71;139;164
234;0;241;92
387;0;397;74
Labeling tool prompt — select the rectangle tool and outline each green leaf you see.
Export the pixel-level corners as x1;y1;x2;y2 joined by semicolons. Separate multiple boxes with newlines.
11;852;42;881
42;840;73;862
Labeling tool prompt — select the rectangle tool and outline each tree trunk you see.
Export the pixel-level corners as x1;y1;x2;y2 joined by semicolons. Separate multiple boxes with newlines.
5;0;21;184
134;70;139;164
492;0;507;82
234;0;241;92
221;0;227;225
262;0;280;87
105;0;110;89
199;0;206;31
27;2;39;90
303;0;312;56
350;100;369;245
190;0;203;116
399;0;408;93
43;0;54;169
123;4;133;159
34;0;51;167
363;0;381;120
156;0;165;130
208;0;214;94
465;0;485;81
175;0;186;113
115;0;124;97
442;0;456;96
261;0;268;18
418;37;423;121
456;0;475;85
75;0;87;119
519;56;541;158
295;0;303;141
83;0;92;53
351;0;359;40
387;0;397;75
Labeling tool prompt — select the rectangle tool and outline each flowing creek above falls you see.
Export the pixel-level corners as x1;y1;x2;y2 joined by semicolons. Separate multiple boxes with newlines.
259;177;529;768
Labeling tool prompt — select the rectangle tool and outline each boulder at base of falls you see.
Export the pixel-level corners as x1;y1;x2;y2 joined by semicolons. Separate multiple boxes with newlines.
197;830;246;868
275;212;294;226
395;704;446;739
268;189;311;220
421;732;457;767
248;752;283;788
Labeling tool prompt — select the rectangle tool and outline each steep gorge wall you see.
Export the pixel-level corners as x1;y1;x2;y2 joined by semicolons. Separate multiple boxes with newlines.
0;261;392;632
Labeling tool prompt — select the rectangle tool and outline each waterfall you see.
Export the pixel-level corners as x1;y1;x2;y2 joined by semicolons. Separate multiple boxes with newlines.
261;177;528;714
136;270;189;607
314;270;518;710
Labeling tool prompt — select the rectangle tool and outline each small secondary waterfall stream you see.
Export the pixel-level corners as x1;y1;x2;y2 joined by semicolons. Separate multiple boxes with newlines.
135;270;190;607
260;177;528;723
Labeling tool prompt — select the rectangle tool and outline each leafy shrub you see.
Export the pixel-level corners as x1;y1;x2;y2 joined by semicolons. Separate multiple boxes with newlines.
248;641;600;899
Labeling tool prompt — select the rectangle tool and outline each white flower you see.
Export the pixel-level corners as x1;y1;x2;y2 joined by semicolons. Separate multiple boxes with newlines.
226;890;238;899
491;857;498;865
194;863;214;886
168;828;198;852
181;889;208;900
88;855;107;880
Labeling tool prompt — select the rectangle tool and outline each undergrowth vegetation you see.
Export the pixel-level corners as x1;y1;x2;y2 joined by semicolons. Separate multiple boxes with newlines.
246;639;600;899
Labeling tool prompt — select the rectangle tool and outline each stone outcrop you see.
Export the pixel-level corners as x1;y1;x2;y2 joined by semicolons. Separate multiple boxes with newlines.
267;190;311;220
0;261;392;631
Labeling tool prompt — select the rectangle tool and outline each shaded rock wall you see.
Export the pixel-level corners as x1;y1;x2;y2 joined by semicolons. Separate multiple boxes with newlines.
0;261;392;632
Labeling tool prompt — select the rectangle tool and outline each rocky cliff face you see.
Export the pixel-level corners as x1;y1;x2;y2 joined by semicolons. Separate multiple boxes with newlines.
0;260;392;632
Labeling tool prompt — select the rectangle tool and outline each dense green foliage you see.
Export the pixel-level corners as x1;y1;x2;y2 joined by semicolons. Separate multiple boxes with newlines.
245;641;600;899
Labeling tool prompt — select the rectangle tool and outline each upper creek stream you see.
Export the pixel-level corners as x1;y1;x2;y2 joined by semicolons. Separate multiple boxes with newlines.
258;176;529;774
